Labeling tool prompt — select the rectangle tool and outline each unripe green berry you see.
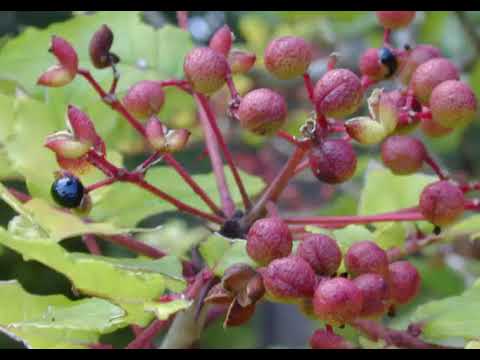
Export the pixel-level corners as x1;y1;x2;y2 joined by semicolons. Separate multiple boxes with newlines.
411;58;459;105
262;256;317;304
314;69;363;118
296;234;342;276
184;47;228;95
419;180;464;226
430;80;477;129
381;135;427;175
313;277;363;326
246;217;292;265
309;139;357;184
264;36;312;80
238;88;288;135
376;11;416;29
387;261;421;305
345;241;389;278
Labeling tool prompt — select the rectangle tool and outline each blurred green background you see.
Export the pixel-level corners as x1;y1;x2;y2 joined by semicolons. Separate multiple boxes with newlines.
0;11;480;349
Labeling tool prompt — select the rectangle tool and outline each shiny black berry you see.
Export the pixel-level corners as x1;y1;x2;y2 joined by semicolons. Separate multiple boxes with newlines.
378;47;398;78
51;175;85;208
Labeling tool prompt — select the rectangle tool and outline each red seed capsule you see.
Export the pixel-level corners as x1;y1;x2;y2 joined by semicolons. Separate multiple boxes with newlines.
376;11;416;29
419;180;464;226
264;36;312;80
381;135;427;175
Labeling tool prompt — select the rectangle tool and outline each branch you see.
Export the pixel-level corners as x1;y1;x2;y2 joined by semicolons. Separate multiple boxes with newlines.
194;93;236;217
195;93;251;211
242;146;308;226
283;208;424;226
351;319;454;349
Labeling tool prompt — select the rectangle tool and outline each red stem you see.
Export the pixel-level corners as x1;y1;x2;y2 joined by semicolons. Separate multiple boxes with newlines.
243;146;308;226
303;73;315;104
85;177;117;193
134;178;224;224
351;319;453;349
283;209;425;226
103;234;167;258
424;153;448;180
82;234;102;255
8;188;31;203
164;154;223;216
126;318;171;349
176;11;189;31
194;93;236;217
383;28;392;46
196;93;252;211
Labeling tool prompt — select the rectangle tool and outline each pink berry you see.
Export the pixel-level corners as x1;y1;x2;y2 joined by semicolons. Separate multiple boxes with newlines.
388;261;421;305
184;47;228;95
237;88;288;135
419;180;464;226
309;139;357;184
123;80;165;119
399;44;442;85
313;277;363;326
411;58;459;105
228;50;256;74
310;329;355;349
314;69;363;118
264;36;312;80
420;118;453;138
376;11;416;29
296;234;342;276
359;48;388;81
429;80;478;129
262;256;317;303
353;273;389;318
381;135;427;175
246;217;292;265
209;25;233;56
345;241;389;278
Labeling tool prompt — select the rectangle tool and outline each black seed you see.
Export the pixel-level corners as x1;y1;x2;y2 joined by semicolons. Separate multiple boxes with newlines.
51;175;85;208
378;47;398;78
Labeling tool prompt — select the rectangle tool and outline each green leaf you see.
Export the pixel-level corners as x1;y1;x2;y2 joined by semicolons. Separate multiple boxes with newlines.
0;280;126;349
0;228;185;326
91;166;265;227
465;341;480;349
144;299;193;320
358;162;435;232
136;220;209;259
199;233;256;276
411;278;480;344
373;222;406;250
448;215;480;240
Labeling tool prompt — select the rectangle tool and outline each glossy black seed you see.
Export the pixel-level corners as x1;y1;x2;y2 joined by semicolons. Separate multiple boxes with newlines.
51;175;85;208
378;47;398;78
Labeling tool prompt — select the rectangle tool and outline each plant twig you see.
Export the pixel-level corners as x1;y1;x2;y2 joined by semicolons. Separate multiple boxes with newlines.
351;319;455;349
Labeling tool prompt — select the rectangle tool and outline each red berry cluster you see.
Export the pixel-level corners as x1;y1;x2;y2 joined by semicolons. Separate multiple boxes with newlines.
35;11;480;349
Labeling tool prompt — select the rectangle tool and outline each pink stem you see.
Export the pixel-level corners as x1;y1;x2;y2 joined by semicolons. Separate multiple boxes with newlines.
243;146;308;226
8;188;31;203
194;93;237;217
283;209;425;226
424;153;448;180
303;73;315;104
103;234;166;258
176;11;189;30
293;158;310;176
85;177;117;193
383;29;392;46
125;318;171;349
164;154;224;216
134;178;224;224
196;93;251;210
351;319;453;349
82;234;102;255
